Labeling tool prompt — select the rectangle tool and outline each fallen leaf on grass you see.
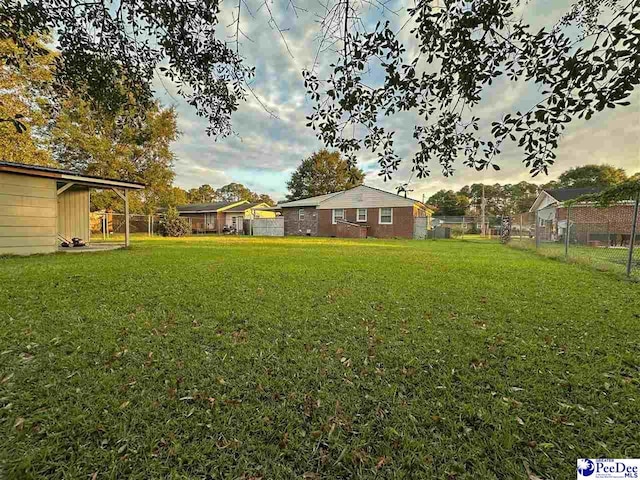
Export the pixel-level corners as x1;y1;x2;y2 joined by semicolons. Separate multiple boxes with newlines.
302;473;320;480
119;401;130;410
20;352;34;362
278;432;289;449
14;417;24;431
524;462;545;480
1;373;13;384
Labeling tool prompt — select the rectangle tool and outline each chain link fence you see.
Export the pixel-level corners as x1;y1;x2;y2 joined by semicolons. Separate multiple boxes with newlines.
90;212;161;242
509;198;640;278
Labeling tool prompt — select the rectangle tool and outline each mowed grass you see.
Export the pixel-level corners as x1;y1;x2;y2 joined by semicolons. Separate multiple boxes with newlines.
1;237;639;479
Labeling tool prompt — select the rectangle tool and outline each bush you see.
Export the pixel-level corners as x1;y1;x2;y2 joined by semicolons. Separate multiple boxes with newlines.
451;226;465;238
158;207;191;237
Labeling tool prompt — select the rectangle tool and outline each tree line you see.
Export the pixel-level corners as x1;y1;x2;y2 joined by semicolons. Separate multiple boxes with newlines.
427;164;630;216
169;183;275;208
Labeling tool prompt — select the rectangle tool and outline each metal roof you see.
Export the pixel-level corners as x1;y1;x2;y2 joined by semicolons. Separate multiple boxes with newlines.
0;161;145;189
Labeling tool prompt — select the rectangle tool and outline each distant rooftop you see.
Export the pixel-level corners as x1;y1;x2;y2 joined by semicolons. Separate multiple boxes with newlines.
175;200;246;213
544;188;601;202
225;202;268;212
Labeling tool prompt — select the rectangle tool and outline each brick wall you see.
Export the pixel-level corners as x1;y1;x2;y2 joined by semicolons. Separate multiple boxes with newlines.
556;204;640;244
283;207;319;236
317;207;414;238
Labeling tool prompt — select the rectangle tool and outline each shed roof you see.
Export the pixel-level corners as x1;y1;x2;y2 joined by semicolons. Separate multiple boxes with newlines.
0;161;145;189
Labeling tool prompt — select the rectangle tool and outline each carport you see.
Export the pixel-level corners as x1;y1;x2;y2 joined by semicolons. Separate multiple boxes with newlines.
0;162;145;255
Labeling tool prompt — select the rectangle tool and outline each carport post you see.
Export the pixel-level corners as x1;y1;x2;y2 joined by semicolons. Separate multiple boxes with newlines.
564;205;570;259
124;189;130;247
626;192;639;277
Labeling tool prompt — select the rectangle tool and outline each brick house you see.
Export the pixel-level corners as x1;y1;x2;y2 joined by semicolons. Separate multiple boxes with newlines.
276;185;432;239
529;188;640;245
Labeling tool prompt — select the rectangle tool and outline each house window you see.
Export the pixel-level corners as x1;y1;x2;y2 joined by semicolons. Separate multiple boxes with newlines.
379;207;393;224
298;208;305;221
332;208;345;224
357;208;367;222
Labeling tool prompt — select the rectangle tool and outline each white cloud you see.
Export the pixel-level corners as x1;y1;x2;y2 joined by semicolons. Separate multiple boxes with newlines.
155;0;640;199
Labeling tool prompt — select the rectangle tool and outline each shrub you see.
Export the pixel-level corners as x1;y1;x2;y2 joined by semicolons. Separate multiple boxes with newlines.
451;226;465;238
158;207;191;237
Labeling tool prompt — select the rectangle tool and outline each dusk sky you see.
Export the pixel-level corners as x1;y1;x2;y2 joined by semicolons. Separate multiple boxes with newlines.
154;0;639;202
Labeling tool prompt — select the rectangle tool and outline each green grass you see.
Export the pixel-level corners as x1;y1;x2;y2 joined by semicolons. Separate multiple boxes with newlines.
508;237;640;278
1;237;639;479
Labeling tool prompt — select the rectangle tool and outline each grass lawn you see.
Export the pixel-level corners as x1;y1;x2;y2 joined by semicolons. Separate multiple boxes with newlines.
508;238;640;278
1;237;639;479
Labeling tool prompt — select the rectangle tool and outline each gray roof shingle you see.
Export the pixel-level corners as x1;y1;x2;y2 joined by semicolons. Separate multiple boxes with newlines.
544;188;601;202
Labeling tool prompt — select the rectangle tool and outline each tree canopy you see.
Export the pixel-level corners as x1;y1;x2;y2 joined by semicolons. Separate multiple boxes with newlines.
52;96;179;214
1;0;252;138
286;149;365;201
427;190;470;216
304;0;640;182
556;164;628;188
176;183;275;207
0;34;56;165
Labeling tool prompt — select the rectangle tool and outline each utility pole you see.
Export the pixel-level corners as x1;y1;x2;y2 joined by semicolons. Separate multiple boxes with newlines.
481;184;486;237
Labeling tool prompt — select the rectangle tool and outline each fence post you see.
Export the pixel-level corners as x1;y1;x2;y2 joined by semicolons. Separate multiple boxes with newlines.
626;192;639;277
535;211;540;249
519;215;523;241
564;204;571;259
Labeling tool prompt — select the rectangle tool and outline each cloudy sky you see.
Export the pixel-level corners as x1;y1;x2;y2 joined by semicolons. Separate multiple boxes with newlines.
155;0;639;202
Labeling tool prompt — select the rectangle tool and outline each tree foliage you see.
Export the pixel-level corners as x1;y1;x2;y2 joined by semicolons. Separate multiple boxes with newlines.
51;97;179;214
286;149;365;201
427;190;469;216
0;34;56;165
556;164;628;188
179;183;275;206
158;206;191;237
0;0;253;138
572;172;640;205
304;0;640;182
458;181;539;215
